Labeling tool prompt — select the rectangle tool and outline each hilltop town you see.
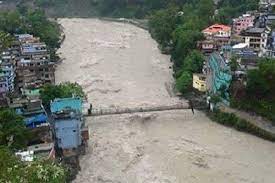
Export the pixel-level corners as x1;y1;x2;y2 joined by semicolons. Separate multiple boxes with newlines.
193;0;275;125
0;32;90;179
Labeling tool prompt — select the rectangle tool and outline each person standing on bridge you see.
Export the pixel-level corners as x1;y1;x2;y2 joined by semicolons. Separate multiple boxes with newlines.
189;100;194;115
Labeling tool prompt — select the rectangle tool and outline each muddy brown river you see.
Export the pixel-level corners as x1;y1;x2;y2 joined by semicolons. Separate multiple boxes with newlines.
56;18;275;183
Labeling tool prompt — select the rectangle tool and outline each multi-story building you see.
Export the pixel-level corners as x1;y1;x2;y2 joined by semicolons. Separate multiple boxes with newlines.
260;0;275;6
197;40;217;55
50;97;88;157
0;50;16;97
233;14;255;35
15;34;40;44
241;27;270;56
16;40;55;89
202;24;232;49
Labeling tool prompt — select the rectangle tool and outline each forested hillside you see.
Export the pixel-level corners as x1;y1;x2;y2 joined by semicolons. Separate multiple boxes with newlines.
0;0;259;18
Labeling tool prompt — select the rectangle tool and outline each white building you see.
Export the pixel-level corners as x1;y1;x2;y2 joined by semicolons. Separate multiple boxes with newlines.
242;27;270;56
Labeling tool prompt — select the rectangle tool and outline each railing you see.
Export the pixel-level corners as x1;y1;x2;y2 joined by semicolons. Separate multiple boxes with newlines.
85;104;198;117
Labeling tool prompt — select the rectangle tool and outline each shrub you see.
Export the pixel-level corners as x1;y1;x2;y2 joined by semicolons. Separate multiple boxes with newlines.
175;71;192;93
208;110;275;142
40;82;85;106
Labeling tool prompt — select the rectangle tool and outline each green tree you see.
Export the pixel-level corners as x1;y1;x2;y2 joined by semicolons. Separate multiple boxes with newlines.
172;28;203;69
0;109;30;151
196;0;215;23
40;82;85;106
176;71;192;93
234;59;275;121
210;94;221;105
0;9;61;50
149;6;180;48
0;11;22;34
0;31;13;52
25;10;61;49
215;0;258;24
183;50;204;73
0;147;67;182
175;50;204;78
229;56;239;72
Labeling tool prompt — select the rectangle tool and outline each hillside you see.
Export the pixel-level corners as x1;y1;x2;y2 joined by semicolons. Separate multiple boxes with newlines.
0;0;259;18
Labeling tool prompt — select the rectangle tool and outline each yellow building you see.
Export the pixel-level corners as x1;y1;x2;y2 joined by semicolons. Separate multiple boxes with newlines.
193;73;207;92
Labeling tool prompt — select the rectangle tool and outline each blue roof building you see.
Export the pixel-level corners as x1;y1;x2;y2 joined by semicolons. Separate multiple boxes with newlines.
50;97;83;114
24;113;48;129
54;118;82;149
51;97;85;151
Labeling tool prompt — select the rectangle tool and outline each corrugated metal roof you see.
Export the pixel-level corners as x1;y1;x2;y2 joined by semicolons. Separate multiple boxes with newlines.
24;113;48;128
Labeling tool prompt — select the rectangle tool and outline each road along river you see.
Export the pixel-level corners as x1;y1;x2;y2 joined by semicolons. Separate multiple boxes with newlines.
56;18;275;183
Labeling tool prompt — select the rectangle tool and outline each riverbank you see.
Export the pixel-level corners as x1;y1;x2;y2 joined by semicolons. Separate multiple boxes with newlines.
99;17;149;30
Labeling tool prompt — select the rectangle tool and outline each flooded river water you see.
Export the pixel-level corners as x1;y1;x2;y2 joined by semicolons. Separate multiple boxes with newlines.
56;18;275;183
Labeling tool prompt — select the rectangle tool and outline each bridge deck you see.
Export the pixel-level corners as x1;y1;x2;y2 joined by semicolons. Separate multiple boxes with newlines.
84;104;200;117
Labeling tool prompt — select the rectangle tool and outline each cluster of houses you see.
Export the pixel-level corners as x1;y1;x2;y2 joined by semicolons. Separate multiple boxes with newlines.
0;34;89;167
193;1;275;105
0;34;55;103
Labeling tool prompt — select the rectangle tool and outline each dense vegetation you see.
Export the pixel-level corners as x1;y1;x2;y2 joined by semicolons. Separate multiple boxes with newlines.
0;109;30;150
149;0;213;93
0;9;61;55
40;82;85;106
215;0;259;24
0;109;67;182
0;147;67;183
0;31;13;52
231;59;275;122
0;0;259;19
208;110;275;142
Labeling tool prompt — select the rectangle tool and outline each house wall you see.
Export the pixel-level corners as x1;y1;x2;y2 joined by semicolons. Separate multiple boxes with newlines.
193;74;207;92
16;54;55;89
202;43;215;49
214;30;231;38
0;80;8;93
55;119;81;149
233;15;255;35
0;67;15;94
244;32;268;54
